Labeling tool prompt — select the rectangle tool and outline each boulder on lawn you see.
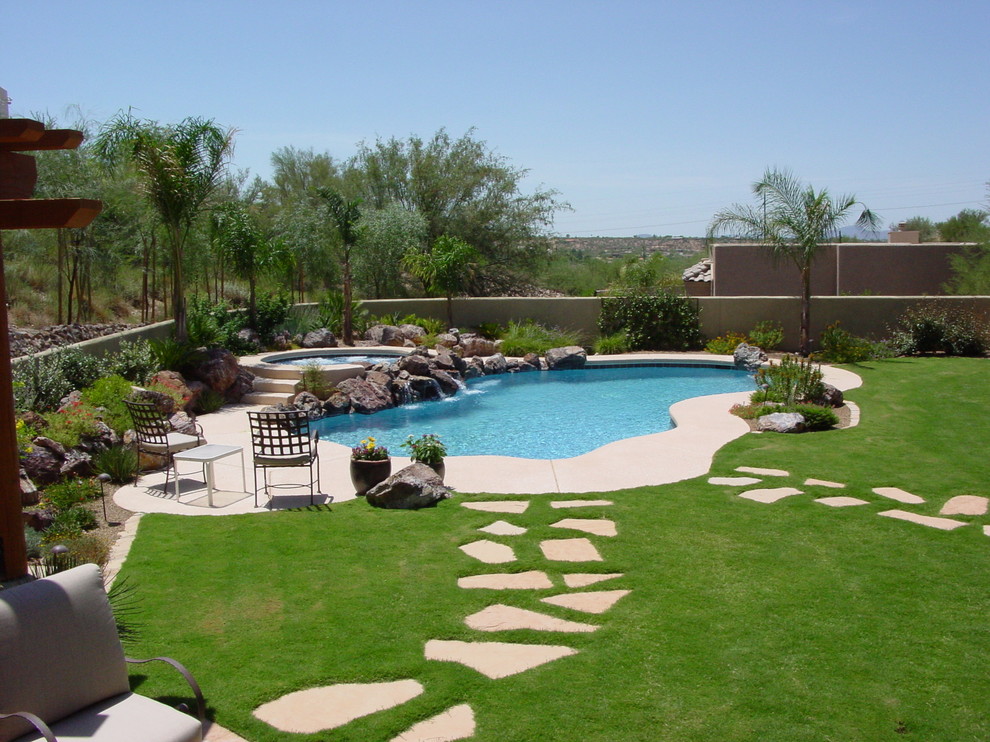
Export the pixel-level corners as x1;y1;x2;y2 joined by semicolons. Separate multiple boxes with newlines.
365;463;453;509
757;412;806;433
545;346;587;370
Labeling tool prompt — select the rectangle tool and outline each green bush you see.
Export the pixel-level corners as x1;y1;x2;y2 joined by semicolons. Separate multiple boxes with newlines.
41;401;102;449
43;478;100;512
705;332;749;355
105;340;158;383
475;322;503;340
253;292;293;343
81;374;134;434
195;388;226;414
49;506;98;535
753;355;825;406
400;314;445;335
599;294;703;351
749;320;784;351
891;303;987;356
594;331;631;355
812;322;893;363
149;338;205;374
300;361;333;400
92;445;139;483
793;404;839;431
499;320;583;356
24;526;43;559
187;296;256;353
13;348;104;412
316;292;370;337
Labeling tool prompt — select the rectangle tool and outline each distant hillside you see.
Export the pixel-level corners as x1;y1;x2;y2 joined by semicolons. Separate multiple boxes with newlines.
551;236;708;259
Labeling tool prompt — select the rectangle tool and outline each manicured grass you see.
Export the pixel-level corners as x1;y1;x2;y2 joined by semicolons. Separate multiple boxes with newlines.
122;357;990;741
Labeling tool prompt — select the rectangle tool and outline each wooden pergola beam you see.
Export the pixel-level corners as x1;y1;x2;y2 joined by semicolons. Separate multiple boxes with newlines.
0;129;85;152
0;199;103;230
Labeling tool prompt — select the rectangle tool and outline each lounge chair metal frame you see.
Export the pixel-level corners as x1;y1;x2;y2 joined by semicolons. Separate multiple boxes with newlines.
247;409;320;506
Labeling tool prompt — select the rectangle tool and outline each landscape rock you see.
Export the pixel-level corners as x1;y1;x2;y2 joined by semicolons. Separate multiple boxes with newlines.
409;375;444;400
364;324;405;346
398;324;426;341
237;328;262;350
60;450;92;478
301;328;338;348
323;392;351;416
483;353;508;375
757;412;806;433
365;463;453;509
430;369;461;396
813;383;844;408
20;469;39;507
733;343;767;372
149;370;197;411
397;354;433;377
225;368;256;402
545;346;587;370
337;377;395;414
435;333;459;349
461;335;496;357
22;445;63;486
292;391;325;419
186;348;240;394
169;411;201;436
463;358;485;379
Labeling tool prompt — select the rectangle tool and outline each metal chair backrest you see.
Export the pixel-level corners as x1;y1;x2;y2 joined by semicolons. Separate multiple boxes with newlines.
124;398;172;448
248;410;315;459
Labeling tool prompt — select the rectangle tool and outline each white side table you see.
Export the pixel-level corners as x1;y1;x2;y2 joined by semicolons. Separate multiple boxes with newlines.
172;444;246;507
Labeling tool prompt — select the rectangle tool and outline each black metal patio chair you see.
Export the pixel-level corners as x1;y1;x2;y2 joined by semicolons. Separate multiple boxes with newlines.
247;409;321;506
125;398;205;495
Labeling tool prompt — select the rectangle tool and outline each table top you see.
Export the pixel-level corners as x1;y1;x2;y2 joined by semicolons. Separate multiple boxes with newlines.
173;443;243;462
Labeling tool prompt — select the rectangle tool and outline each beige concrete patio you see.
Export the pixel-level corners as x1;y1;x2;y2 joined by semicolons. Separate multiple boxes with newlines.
113;357;862;515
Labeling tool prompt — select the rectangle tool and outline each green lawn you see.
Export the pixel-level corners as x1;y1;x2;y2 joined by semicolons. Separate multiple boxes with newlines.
121;357;990;741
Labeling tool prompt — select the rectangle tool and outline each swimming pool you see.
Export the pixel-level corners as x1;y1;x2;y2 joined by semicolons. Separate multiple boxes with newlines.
274;353;407;367
314;363;755;459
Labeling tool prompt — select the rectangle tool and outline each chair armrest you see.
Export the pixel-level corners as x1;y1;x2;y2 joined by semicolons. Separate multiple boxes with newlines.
0;711;57;742
126;656;206;727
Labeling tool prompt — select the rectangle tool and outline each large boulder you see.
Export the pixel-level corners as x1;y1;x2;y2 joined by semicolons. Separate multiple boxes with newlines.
757;412;806;434
292;391;325;419
301;328;338;348
398;324;427;342
733;343;767;372
337;377;395;414
461;335;497;357
431;369;461;396
397;354;433;377
435;333;459;349
545;346;587;370
187;348;240;394
365;463;453;509
149;370;196;411
409;375;443;400
225;368;256;402
364;324;405;346
812;383;844;408
21;438;64;486
323;391;351;416
483;353;508;375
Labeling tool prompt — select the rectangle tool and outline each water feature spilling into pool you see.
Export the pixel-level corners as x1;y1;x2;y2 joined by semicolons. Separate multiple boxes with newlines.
313;364;755;459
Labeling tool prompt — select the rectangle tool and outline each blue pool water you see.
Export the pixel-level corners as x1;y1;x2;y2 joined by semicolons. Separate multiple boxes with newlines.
314;364;755;459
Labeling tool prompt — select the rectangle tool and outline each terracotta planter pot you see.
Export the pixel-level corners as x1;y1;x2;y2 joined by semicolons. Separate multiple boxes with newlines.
350;458;391;495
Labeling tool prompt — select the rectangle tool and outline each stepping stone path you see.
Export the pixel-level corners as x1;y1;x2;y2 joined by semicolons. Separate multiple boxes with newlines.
563;573;624;588
254;680;424;734
816;496;869;507
709;476;762;486
424;640;578;679
542;589;631;615
462;500;530;513
465;604;598;633
878;510;968;531
458;571;554;590
940;495;989;516
873;487;925;505
551;499;613;508
736;466;789;477
540;537;604;562
550;518;617;537
739;487;803;504
391;704;475;742
805;478;846;489
460;540;517;564
479;520;528;536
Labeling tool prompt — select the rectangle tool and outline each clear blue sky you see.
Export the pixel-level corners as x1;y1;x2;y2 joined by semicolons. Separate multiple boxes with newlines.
4;0;987;237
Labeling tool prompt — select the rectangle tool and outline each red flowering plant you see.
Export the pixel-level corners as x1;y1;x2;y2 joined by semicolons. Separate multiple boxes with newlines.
42;399;102;449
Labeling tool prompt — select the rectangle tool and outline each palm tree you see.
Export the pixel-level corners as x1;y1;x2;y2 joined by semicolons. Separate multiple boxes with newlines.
316;187;362;344
403;235;480;327
97;114;234;341
708;168;879;355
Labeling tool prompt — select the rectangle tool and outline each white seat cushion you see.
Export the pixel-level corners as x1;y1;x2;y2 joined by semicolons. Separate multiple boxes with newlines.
139;433;201;454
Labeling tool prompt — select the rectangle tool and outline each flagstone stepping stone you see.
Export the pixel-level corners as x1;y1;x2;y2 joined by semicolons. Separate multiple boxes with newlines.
984;526;990;538
458;571;553;590
461;500;530;514
542;589;631;615
816;496;869;507
460;540;517;564
940;495;989;516
873;487;925;505
709;476;761;486
424;639;577;679
805;478;846;488
563;573;624;588
540;538;603;562
550;518;617;537
479;520;528;536
253;679;423;733
736;466;789;477
465;604;598;633
739;487;803;504
878;509;968;531
391;704;475;742
550;499;613;509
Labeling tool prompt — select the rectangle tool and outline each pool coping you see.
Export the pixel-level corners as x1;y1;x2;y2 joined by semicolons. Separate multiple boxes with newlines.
112;354;863;513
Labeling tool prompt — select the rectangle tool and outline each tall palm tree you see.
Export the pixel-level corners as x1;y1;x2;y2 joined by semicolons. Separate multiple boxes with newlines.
708;168;879;355
403;235;480;328
97;114;234;341
316;187;362;344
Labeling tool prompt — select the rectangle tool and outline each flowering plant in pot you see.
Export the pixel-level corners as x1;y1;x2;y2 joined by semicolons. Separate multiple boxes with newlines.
350;437;391;495
401;433;447;479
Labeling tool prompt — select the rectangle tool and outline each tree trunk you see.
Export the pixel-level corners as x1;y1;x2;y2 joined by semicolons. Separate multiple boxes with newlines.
342;250;353;345
171;227;187;342
800;265;811;356
56;229;66;324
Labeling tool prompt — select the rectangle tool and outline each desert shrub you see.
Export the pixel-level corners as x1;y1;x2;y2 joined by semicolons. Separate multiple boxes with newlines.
317;292;370;337
253;292;293;341
81;374;134;434
753;355;825;406
749;320;784;351
105;340;158;383
93;445;139;483
599;294;703;351
793;404;839;431
195;388;226;414
300;360;333;399
499;320;582;356
186;295;255;353
705;332;749;355
891;303;987;356
43;478;100;512
42;400;102;449
49;506;97;535
24;526;43;559
475;322;503;340
16;418;36;455
812;322;892;363
13;348;104;412
148;338;205;374
594;331;631;355
400;314;445;335
61;534;110;567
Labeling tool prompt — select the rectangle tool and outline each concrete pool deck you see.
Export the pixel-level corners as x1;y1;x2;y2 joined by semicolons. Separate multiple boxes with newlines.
113;355;863;514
